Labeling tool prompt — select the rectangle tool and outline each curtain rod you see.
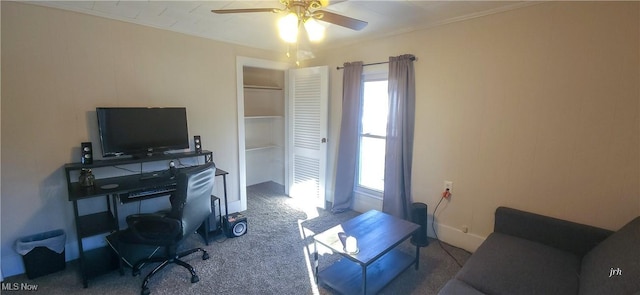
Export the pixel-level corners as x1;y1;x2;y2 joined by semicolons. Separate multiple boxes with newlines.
336;56;417;70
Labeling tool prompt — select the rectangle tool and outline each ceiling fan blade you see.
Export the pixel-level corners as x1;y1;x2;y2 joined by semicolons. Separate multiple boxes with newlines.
314;10;367;31
322;0;347;7
211;8;279;14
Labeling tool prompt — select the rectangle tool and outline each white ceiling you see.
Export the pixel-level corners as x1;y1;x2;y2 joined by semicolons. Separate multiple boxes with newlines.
30;1;534;54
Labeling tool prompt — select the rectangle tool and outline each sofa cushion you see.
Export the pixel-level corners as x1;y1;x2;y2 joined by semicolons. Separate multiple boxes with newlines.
455;232;581;295
439;279;486;295
495;207;613;258
579;217;640;295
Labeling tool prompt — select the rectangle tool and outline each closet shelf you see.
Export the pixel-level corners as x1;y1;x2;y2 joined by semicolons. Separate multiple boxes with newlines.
245;115;283;119
246;144;282;152
244;85;282;90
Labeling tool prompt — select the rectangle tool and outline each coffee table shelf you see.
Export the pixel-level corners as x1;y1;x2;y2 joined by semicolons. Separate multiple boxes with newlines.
313;210;420;295
318;248;416;295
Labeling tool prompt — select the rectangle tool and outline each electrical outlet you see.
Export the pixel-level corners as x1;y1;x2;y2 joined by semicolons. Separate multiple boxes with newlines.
444;181;453;194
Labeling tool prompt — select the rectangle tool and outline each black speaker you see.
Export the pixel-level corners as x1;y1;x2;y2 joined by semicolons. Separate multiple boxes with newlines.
223;212;247;238
204;196;221;232
194;135;202;153
410;202;429;247
81;142;93;165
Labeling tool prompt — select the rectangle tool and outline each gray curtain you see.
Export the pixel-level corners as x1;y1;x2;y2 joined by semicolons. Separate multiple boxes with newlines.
382;54;416;220
332;61;363;213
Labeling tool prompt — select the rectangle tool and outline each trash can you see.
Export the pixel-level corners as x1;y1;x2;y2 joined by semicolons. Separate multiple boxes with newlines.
15;229;66;279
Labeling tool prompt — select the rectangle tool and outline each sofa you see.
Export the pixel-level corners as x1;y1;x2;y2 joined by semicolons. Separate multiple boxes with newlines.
439;206;639;295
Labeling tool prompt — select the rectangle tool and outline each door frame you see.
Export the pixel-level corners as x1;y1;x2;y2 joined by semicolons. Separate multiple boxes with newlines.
236;57;290;213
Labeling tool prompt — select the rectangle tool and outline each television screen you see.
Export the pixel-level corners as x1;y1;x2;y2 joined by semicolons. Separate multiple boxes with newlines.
96;107;189;157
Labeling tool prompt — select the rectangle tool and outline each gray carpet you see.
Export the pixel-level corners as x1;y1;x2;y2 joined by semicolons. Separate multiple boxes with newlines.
3;182;470;294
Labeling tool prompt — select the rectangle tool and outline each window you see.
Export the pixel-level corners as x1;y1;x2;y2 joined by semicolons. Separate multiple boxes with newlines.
357;77;388;193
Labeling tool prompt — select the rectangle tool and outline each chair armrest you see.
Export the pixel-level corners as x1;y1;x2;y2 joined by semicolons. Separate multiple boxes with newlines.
126;213;181;244
494;207;613;258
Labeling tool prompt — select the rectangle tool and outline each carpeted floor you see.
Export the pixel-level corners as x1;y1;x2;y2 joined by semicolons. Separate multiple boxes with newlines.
3;182;470;294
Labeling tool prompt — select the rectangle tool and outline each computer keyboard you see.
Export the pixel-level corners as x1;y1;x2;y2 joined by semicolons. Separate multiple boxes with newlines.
121;183;176;200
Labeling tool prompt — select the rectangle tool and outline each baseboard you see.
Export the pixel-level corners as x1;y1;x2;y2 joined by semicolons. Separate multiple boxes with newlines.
428;221;485;253
351;193;485;253
226;199;242;215
1;254;24;278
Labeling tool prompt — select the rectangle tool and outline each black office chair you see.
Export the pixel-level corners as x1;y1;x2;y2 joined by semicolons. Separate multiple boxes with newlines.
119;162;216;295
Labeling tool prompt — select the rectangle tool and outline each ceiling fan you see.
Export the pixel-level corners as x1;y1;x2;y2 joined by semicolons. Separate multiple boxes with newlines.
211;0;368;44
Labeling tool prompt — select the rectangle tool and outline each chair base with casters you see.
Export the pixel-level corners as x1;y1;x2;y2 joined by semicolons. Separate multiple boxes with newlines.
116;162;217;295
131;244;210;295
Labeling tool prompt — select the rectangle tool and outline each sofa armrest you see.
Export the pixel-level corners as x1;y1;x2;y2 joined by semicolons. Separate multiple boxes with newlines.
494;207;613;258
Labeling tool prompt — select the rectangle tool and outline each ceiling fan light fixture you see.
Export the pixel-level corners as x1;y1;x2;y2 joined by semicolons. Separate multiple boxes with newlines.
304;18;325;42
278;13;299;43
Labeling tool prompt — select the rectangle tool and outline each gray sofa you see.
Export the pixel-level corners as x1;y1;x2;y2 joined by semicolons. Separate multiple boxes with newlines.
439;206;639;295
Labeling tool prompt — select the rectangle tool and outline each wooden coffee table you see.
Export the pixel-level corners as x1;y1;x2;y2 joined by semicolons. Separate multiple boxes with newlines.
313;210;420;295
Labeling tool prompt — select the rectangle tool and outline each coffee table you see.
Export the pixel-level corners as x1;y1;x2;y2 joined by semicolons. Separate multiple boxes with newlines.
313;210;420;295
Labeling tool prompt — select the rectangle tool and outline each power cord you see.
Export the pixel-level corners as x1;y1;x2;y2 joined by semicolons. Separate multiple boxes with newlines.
175;158;187;167
432;189;463;268
112;165;140;173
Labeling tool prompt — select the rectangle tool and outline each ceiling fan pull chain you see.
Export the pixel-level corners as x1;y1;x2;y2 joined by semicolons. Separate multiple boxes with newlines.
295;42;300;66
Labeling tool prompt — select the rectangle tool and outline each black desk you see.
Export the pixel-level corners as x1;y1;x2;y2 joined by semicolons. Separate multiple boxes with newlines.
198;169;229;245
70;172;175;203
64;151;226;288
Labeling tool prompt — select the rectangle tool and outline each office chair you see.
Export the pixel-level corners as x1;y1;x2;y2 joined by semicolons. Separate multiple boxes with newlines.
119;162;216;295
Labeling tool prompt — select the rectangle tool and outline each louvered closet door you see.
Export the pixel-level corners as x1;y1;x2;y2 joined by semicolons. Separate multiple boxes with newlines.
288;66;328;208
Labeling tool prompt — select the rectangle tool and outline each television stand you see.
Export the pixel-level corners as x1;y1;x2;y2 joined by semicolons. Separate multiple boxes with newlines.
132;153;153;159
126;152;164;159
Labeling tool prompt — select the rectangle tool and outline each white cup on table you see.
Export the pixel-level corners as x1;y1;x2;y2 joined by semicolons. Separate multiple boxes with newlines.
345;236;358;253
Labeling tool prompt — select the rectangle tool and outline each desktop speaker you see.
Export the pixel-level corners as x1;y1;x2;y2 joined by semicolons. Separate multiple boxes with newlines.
81;142;93;165
410;202;429;247
223;213;247;238
194;135;202;153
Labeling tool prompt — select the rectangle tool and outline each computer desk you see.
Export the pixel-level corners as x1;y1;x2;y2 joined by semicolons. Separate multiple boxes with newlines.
64;151;228;287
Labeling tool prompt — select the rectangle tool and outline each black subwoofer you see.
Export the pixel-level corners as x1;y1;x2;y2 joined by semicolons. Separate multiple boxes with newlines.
410;202;429;247
224;212;247;238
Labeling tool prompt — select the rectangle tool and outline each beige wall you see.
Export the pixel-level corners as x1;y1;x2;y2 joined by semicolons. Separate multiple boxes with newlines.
2;0;639;276
0;0;3;282
316;1;639;249
0;1;290;276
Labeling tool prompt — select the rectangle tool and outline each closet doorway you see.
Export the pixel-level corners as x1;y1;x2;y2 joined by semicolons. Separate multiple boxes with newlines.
236;57;289;212
236;57;328;213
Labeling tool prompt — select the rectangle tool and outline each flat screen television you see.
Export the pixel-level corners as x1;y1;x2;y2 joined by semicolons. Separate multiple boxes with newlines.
96;107;189;157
